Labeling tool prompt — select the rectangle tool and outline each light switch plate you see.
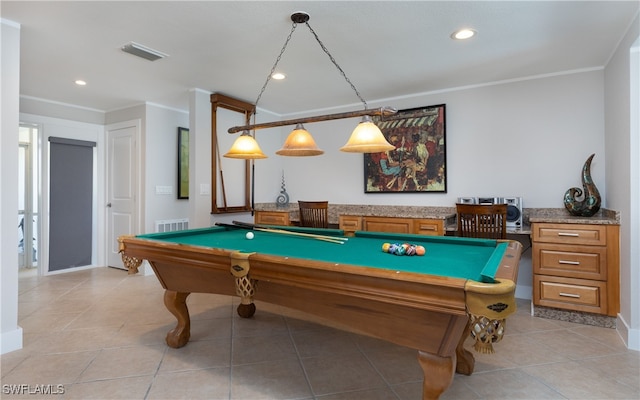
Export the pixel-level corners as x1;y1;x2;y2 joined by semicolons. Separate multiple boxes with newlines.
155;185;173;195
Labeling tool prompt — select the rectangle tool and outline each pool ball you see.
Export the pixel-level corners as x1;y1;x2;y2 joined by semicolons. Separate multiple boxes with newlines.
382;242;391;252
415;245;426;256
245;232;255;240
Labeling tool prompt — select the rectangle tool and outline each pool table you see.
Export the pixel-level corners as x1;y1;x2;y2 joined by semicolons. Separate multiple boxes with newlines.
119;225;521;400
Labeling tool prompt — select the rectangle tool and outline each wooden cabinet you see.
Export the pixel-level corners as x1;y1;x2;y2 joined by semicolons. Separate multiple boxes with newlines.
254;210;290;226
363;216;414;234
414;219;445;236
255;210;447;236
338;215;362;235
339;215;444;236
532;222;619;316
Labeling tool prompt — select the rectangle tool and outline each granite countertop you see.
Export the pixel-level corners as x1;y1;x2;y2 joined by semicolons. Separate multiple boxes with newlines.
528;208;620;225
254;203;621;227
255;203;457;224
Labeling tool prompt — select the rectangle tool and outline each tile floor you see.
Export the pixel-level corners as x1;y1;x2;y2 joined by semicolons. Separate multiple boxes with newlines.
2;267;639;399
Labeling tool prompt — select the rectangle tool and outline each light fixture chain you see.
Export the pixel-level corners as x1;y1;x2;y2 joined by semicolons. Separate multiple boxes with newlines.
304;22;368;109
254;22;299;109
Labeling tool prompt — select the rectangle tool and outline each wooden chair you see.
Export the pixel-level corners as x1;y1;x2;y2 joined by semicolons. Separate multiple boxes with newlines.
298;201;329;228
456;203;507;239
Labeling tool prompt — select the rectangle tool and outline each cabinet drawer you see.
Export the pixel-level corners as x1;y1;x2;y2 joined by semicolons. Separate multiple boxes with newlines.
534;275;607;314
339;215;362;234
364;217;414;234
532;223;607;245
533;243;606;280
414;219;444;236
254;211;290;226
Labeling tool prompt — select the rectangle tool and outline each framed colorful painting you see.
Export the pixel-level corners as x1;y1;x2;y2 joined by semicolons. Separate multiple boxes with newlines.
364;104;446;193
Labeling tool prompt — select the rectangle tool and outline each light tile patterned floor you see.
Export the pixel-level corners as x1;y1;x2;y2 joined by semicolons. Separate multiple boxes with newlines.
2;267;638;399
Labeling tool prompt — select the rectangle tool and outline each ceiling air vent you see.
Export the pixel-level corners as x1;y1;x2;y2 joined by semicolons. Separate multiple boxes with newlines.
121;41;168;61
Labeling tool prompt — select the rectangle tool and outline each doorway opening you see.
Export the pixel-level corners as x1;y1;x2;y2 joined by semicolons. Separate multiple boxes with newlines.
18;124;39;276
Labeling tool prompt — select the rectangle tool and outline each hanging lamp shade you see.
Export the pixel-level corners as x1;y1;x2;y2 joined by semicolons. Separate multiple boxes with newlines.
276;123;324;156
339;116;395;153
223;131;267;159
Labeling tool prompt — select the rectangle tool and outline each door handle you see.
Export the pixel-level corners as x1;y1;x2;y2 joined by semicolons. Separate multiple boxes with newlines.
106;203;112;208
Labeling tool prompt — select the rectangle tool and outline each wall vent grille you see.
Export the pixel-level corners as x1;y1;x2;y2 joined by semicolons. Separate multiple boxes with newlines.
155;218;189;233
121;41;168;61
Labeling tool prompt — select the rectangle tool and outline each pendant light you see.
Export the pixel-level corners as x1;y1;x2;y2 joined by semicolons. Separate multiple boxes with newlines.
223;130;267;159
276;123;324;156
225;12;396;158
340;116;394;153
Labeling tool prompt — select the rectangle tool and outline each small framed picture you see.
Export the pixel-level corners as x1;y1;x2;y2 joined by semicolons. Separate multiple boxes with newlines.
177;127;189;199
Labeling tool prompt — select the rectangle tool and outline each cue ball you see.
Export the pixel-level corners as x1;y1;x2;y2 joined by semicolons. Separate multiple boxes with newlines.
245;232;254;240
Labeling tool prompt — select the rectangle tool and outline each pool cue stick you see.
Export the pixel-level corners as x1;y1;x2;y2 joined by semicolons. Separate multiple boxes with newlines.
231;221;347;244
251;161;255;216
215;222;247;230
218;222;345;244
215;140;228;209
232;220;345;239
248;112;255;216
232;220;348;240
255;227;345;244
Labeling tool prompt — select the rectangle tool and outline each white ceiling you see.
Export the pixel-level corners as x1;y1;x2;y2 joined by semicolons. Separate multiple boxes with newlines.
2;1;638;116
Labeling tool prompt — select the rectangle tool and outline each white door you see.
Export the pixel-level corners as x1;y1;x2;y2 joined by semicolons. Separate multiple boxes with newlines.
106;121;139;269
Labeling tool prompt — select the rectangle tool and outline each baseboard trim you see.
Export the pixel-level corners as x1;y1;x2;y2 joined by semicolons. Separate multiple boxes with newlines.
617;313;640;351
1;326;23;354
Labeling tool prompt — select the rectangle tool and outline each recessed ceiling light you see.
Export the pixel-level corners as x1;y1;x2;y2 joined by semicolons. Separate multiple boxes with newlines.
451;29;477;40
75;80;87;86
272;72;286;80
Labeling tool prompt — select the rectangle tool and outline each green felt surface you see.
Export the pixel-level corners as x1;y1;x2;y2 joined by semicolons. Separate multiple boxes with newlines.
137;226;507;282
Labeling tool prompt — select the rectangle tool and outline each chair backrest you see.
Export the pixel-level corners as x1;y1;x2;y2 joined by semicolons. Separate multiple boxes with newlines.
298;201;329;228
456;203;507;239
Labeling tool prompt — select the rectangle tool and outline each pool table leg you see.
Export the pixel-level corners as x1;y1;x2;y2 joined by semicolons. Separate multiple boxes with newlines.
455;320;475;375
231;252;257;318
237;303;256;318
163;290;191;348
418;350;456;400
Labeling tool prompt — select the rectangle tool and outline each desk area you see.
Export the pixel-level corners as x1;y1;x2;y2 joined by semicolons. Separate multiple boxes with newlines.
253;203;532;235
254;203;620;233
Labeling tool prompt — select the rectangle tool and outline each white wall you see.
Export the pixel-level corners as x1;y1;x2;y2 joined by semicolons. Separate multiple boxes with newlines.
1;19;23;354
144;104;189;233
604;12;640;350
20;96;105;125
188;89;213;228
274;70;606;209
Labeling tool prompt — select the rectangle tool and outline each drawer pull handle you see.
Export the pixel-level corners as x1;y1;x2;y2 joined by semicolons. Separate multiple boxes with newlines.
420;225;436;230
557;232;580;237
559;292;581;298
559;260;580;265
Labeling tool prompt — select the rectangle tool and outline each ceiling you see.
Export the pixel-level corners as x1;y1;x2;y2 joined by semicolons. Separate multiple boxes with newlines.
2;1;638;116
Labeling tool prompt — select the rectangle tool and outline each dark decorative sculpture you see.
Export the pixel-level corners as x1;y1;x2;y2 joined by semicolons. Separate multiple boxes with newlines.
276;171;289;208
563;153;601;217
